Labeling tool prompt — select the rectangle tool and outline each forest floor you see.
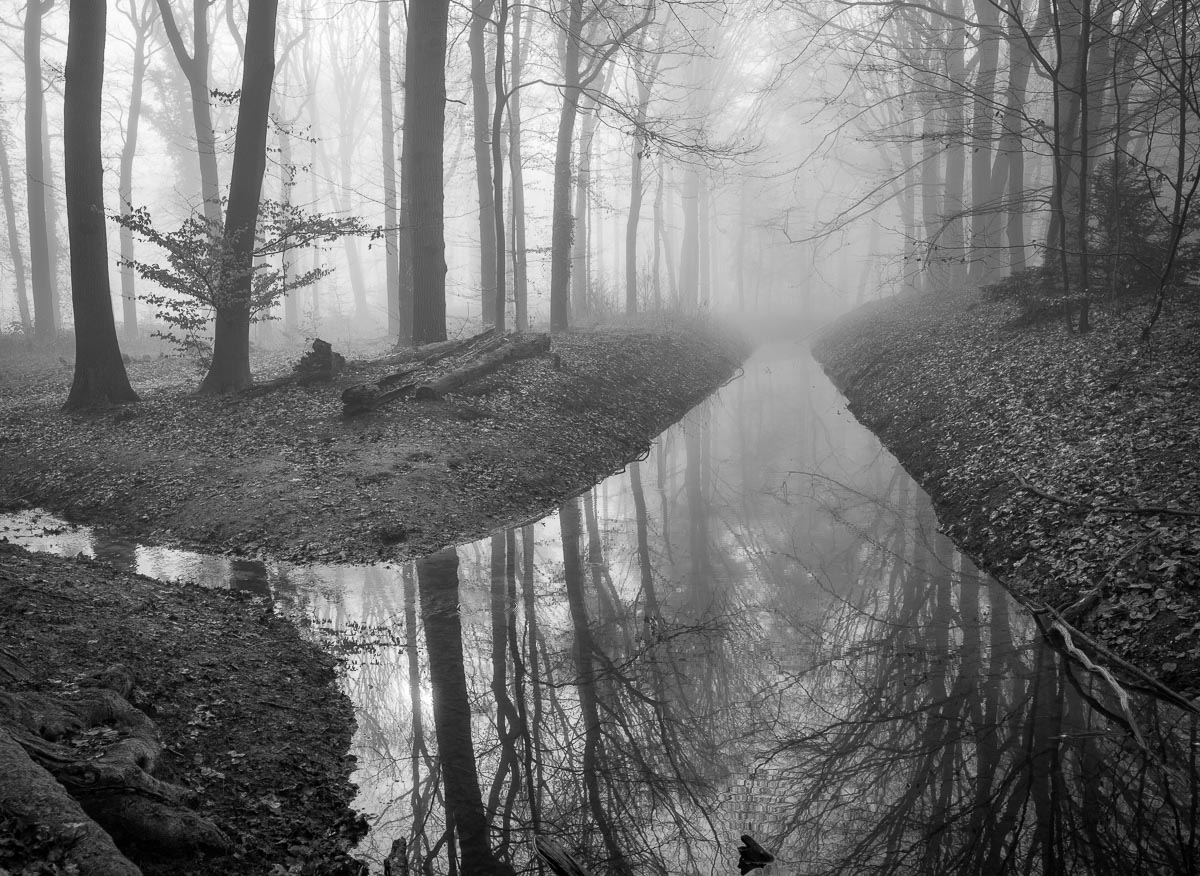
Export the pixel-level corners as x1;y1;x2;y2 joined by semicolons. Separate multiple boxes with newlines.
814;288;1200;700
0;320;748;875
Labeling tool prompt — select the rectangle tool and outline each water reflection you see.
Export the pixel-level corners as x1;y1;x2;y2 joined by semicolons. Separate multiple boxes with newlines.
3;344;1197;875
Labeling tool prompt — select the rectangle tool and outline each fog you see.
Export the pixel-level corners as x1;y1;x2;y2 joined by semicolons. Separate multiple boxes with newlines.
3;0;1192;349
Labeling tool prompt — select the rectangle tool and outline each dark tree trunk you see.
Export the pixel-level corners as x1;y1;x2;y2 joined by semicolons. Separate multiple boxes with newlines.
25;0;55;341
380;1;400;340
0;119;32;336
199;0;279;394
549;1;583;332
490;0;510;332
63;0;138;410
470;0;498;324
508;5;530;331
405;0;451;344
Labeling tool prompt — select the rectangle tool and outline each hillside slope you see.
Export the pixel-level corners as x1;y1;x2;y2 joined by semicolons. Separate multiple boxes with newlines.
814;290;1200;698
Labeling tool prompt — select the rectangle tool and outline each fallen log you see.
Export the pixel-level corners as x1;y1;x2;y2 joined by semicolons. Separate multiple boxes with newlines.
341;329;504;415
414;333;551;400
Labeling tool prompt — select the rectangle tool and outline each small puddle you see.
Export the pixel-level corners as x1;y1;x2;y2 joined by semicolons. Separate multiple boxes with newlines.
4;343;1198;875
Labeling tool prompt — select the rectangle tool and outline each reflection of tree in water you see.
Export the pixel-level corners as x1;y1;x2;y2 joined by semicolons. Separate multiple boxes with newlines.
756;489;1199;875
418;548;516;876
348;349;1200;876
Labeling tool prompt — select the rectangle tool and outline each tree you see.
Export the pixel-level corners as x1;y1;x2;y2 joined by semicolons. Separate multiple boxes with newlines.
154;0;223;226
380;0;401;339
548;0;655;332
0;118;32;337
404;0;452;344
24;0;56;341
117;0;159;341
470;0;498;325
62;0;138;409
197;0;279;393
417;548;517;876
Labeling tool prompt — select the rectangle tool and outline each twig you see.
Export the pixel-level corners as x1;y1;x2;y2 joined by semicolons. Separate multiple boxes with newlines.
1015;474;1200;518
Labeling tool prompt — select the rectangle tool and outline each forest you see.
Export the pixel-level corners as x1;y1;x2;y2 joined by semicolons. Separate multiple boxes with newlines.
2;0;1200;873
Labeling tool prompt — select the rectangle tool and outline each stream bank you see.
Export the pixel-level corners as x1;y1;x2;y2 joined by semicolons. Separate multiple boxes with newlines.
814;288;1200;697
0;322;748;875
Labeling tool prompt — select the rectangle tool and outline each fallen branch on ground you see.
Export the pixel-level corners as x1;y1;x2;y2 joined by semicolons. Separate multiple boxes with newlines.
340;329;503;415
1014;474;1200;518
414;334;551;401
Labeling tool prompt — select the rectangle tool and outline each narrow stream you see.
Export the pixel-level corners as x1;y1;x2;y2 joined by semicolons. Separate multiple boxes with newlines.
4;342;1197;875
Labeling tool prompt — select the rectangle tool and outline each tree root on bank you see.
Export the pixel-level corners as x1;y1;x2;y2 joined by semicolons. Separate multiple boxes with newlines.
0;661;230;874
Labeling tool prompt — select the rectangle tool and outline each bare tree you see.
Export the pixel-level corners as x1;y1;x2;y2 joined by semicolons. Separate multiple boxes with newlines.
62;0;138;408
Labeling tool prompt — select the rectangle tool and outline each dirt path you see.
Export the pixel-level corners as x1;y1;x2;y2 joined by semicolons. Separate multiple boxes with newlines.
0;323;748;875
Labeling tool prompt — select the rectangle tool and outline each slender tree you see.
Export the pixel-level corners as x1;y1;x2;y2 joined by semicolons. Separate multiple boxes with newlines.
155;0;223;227
198;0;279;393
470;0;498;324
62;0;138;409
0;119;32;337
24;0;55;341
380;0;401;339
117;0;159;341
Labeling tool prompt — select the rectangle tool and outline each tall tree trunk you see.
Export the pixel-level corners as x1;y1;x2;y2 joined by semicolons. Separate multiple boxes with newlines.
0;120;32;336
490;0;510;332
199;0;279;394
653;167;669;306
679;167;699;306
406;0;451;343
278;112;298;331
24;0;54;341
380;1;401;339
968;0;1002;285
508;5;529;330
470;0;498;325
998;6;1038;274
920;86;944;293
698;176;711;305
42;103;63;332
63;0;138;409
570;105;592;318
943;0;967;289
155;0;222;227
625;60;655;315
548;1;583;332
118;0;153;342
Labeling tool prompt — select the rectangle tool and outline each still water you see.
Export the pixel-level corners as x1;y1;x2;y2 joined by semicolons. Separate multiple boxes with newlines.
4;342;1197;875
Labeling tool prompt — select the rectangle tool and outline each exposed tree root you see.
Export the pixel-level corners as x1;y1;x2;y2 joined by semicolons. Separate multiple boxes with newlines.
0;660;230;873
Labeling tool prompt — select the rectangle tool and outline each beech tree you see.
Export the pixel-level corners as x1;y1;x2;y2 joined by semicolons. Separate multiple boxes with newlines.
404;0;452;344
116;0;159;341
155;0;223;226
549;0;656;332
197;0;279;393
380;0;401;339
62;0;138;409
0;119;32;337
24;0;56;341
